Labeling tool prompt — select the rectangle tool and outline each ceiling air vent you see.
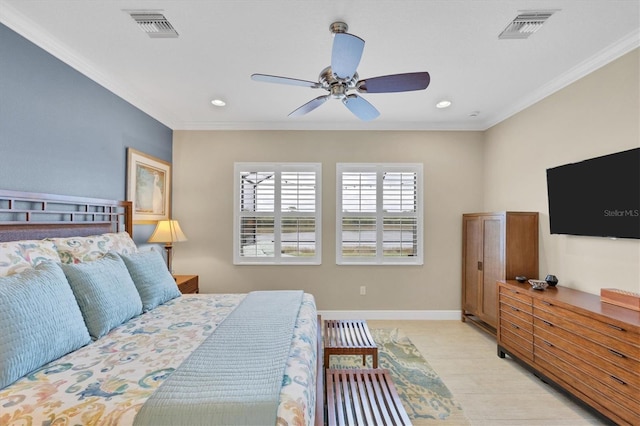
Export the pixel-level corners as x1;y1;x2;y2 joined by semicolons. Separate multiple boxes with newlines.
499;11;556;39
129;12;178;38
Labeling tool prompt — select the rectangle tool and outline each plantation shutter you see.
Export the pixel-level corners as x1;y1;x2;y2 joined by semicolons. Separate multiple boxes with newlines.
337;164;423;265
234;163;321;265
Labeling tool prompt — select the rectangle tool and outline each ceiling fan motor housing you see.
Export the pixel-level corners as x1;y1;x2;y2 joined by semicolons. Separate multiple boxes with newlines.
329;21;349;34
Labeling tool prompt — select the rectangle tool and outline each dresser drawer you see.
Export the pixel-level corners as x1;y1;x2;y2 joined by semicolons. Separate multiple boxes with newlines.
500;324;533;362
500;305;533;333
535;339;640;423
535;323;640;393
534;298;640;354
499;297;533;318
499;285;533;305
534;307;640;363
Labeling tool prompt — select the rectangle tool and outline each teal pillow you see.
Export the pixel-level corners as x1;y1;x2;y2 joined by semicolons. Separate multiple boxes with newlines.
119;249;181;312
0;262;91;389
61;252;142;339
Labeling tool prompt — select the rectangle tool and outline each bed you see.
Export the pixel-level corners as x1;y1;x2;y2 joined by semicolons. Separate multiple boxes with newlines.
0;189;323;426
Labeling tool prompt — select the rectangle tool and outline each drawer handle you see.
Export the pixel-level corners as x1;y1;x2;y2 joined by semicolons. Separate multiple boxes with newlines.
607;324;625;332
543;341;553;347
541;301;552;306
608;349;626;358
511;306;519;312
511;324;520;330
542;320;553;327
610;375;627;386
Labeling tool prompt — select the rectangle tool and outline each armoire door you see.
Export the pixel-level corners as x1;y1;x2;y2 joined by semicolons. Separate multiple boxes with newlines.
479;215;505;327
462;216;481;314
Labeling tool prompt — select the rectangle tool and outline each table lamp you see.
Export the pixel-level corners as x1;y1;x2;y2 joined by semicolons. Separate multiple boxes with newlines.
148;219;188;272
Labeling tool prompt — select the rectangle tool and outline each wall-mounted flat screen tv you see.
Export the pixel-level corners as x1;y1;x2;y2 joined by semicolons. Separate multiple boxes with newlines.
546;148;639;239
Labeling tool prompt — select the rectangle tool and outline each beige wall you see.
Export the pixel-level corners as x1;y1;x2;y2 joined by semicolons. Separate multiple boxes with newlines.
484;48;640;295
173;49;639;311
172;131;484;311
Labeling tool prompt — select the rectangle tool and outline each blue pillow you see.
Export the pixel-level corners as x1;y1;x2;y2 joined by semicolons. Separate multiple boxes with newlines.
119;249;181;312
61;252;142;339
0;262;91;389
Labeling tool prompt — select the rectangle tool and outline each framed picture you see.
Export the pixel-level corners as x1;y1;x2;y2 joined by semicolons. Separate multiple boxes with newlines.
127;148;171;224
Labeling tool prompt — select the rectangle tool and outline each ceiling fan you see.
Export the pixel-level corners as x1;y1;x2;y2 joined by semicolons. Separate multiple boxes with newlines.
251;22;430;121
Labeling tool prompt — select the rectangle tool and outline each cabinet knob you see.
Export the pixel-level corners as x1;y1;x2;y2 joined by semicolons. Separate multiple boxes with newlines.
477;261;483;271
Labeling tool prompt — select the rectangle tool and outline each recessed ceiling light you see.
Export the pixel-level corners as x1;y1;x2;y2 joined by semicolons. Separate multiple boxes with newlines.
436;100;452;109
211;99;226;107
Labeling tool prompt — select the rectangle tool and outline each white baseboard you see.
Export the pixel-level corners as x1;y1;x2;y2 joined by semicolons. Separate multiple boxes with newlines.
318;310;461;321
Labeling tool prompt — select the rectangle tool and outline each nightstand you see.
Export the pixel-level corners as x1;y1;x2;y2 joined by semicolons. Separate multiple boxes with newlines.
174;275;199;294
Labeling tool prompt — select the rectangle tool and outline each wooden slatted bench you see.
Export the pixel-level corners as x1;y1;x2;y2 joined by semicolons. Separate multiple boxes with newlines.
326;369;412;426
324;319;378;369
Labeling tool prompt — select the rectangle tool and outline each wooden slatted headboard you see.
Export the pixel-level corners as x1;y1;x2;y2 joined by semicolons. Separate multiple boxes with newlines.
0;189;132;242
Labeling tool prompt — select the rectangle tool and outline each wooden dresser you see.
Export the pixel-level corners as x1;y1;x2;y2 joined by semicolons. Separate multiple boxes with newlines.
497;280;640;425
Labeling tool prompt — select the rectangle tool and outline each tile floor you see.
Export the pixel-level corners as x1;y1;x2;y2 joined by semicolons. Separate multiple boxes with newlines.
366;320;612;426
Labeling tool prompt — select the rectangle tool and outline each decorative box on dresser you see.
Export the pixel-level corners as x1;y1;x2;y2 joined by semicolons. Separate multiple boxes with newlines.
174;274;199;294
497;280;640;426
461;212;538;334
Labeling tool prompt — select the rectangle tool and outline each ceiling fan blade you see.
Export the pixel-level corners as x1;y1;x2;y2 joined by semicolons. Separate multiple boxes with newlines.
357;72;430;93
288;95;330;117
251;73;320;88
331;33;365;80
342;94;380;121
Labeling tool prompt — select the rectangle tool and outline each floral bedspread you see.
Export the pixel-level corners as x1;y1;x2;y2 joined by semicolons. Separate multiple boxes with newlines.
0;293;317;426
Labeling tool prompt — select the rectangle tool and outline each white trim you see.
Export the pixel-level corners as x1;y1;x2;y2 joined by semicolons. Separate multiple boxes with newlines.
318;310;461;321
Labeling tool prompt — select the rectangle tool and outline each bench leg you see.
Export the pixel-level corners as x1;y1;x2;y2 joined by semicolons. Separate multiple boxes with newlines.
372;352;378;368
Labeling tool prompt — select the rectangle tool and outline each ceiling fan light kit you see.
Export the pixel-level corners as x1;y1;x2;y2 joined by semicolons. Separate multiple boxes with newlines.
251;21;430;121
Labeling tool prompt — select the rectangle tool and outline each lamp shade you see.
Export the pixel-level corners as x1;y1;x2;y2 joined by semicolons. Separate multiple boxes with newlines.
148;220;188;244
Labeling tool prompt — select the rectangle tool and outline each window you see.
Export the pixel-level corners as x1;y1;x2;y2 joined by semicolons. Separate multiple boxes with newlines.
336;163;423;265
234;163;321;264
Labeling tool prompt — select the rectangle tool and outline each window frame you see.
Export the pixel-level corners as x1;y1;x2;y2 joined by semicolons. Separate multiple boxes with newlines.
233;162;322;265
336;163;423;265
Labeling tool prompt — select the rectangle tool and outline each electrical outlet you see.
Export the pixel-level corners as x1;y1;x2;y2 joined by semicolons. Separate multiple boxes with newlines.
360;285;366;296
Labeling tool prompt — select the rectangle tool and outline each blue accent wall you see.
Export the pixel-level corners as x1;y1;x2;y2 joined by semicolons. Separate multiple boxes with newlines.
0;23;172;201
0;23;172;243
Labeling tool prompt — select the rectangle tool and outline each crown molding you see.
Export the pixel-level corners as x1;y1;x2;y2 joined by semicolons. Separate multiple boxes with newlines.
0;3;177;129
175;120;486;131
485;29;640;130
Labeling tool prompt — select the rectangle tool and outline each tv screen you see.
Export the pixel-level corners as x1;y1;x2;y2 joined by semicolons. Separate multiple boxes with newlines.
546;148;640;239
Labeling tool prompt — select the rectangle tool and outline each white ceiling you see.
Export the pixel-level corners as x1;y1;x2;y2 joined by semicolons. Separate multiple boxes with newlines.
1;1;638;131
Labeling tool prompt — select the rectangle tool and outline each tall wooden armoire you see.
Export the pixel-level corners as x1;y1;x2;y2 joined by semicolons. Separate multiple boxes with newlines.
461;212;539;334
